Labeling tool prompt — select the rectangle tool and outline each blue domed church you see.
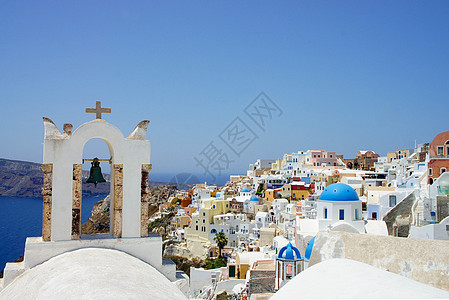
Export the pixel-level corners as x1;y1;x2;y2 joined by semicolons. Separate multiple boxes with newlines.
275;242;303;290
315;183;365;233
295;183;373;250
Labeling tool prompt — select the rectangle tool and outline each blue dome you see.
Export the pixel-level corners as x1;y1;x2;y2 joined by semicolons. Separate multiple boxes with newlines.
304;236;315;261
250;196;259;202
319;183;360;202
241;188;249;193
278;242;301;260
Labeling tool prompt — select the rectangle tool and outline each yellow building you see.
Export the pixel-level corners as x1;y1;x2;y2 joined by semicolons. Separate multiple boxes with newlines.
291;189;312;201
290;182;314;201
171;215;191;228
235;251;268;279
185;199;231;240
279;184;291;198
271;159;283;171
387;149;413;162
264;188;282;202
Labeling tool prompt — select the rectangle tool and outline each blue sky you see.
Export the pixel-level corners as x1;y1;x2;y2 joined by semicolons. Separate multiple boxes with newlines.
1;1;448;183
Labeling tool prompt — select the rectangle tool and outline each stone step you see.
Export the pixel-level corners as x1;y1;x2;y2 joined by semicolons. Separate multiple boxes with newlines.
2;261;26;288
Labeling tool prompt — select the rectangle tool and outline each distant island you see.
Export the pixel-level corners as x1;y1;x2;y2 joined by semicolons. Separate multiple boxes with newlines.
0;158;176;198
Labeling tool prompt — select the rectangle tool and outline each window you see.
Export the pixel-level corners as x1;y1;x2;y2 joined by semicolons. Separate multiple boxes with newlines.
196;225;198;230
355;209;359;220
442;168;447;175
446;225;449;231
389;195;397;207
438;146;444;155
287;264;293;276
429;168;433;176
339;209;344;220
324;208;328;219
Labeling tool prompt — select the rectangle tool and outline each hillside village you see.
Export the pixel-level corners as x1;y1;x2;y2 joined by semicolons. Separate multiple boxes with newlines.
143;130;449;298
1;108;449;299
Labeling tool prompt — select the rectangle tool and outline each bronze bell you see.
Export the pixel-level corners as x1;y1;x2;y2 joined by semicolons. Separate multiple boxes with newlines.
86;158;106;187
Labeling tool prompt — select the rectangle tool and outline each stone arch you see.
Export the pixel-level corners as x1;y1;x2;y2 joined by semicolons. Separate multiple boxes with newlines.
71;138;115;238
69;122;124;239
42;118;151;241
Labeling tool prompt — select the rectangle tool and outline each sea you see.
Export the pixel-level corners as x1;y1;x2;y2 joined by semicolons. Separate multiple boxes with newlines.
0;195;107;272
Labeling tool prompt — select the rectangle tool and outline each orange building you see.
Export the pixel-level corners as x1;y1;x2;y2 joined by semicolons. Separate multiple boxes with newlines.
355;150;379;170
428;131;449;184
180;197;192;207
184;206;197;217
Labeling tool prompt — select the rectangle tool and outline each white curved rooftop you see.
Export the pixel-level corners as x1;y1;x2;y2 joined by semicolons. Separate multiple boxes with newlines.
0;248;186;300
271;259;449;299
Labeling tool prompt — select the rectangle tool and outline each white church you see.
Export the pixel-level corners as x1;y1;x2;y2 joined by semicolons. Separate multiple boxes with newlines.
0;102;188;298
296;183;388;248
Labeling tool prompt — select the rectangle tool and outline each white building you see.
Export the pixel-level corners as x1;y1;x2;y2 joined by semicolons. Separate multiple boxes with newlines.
210;213;247;248
255;211;275;229
0;105;188;297
191;187;211;208
409;216;449;240
243;195;260;214
366;187;410;220
247;159;276;176
296;183;388;248
271;198;289;215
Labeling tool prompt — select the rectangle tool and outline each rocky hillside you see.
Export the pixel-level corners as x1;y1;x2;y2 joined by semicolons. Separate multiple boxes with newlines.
81;195;111;234
0;159;44;197
0;158;171;198
81;185;179;234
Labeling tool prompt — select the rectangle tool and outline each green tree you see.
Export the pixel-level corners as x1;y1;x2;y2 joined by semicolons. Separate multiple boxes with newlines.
214;232;228;258
256;183;264;195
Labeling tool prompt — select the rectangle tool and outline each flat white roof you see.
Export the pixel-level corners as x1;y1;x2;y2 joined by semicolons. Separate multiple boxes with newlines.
271;258;449;299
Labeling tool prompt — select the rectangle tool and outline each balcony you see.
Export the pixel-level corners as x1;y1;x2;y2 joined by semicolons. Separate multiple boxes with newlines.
430;155;449;160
